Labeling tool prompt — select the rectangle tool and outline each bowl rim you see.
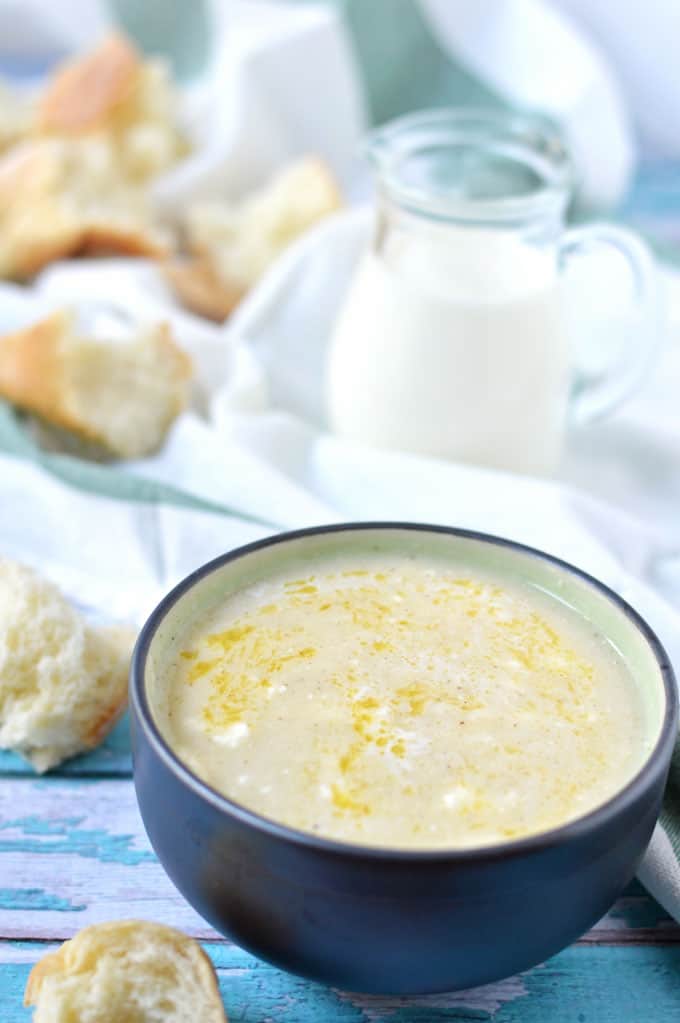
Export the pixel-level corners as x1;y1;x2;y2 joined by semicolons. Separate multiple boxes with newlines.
130;522;678;863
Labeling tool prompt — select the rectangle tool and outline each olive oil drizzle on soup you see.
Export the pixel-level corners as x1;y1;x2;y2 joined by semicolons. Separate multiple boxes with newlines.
161;554;647;849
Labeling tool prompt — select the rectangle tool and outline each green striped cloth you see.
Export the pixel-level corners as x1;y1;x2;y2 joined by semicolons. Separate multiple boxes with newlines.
0;403;270;526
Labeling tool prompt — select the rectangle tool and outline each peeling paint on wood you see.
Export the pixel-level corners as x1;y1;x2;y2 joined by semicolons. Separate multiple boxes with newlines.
0;813;154;865
0;780;211;939
2;942;680;1022
0;890;85;912
336;973;528;1019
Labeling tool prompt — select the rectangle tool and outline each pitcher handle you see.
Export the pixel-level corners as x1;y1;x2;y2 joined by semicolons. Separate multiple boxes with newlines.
559;223;662;423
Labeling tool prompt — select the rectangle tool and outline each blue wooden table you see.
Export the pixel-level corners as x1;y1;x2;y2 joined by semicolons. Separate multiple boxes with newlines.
1;714;679;1021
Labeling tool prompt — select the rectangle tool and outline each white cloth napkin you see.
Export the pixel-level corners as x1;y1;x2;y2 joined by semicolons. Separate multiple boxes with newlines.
34;207;679;577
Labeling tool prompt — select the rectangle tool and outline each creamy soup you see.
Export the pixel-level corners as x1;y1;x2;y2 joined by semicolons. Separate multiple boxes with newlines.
158;553;649;849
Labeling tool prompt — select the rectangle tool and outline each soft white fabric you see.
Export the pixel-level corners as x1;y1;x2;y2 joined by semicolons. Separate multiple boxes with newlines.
553;0;680;158
419;0;635;207
638;824;680;923
152;1;367;208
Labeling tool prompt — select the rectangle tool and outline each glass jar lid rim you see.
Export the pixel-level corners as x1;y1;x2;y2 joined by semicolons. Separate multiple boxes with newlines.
367;107;573;222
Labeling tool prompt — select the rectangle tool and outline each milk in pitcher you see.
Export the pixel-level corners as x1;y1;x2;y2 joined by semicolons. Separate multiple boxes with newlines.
327;226;571;476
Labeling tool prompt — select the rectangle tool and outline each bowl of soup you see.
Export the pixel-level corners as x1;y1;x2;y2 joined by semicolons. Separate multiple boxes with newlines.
130;523;677;994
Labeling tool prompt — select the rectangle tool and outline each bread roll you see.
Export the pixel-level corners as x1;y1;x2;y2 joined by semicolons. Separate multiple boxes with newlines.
0;560;133;772
0;309;191;458
163;255;241;324
37;32;140;135
167;156;341;321
0;137;171;279
36;31;187;183
25;920;227;1022
0;31;185;280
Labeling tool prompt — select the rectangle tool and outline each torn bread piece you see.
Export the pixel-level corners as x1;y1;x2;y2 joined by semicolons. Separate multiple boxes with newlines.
0;560;134;773
0;32;185;281
166;156;342;321
163;254;241;323
25;920;228;1022
36;31;140;134
0;309;192;458
0;137;172;279
36;30;187;183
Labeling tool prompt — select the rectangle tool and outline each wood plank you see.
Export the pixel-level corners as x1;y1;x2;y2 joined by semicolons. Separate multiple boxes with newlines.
0;777;209;939
0;778;677;944
2;940;680;1021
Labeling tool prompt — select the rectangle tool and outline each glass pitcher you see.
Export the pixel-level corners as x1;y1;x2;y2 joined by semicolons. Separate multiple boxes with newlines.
326;109;659;476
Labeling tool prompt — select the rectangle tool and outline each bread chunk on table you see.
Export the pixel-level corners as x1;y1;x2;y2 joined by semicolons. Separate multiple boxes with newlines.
0;560;133;772
25;920;227;1022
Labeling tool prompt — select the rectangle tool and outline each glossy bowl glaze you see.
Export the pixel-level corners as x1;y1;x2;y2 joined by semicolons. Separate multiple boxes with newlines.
130;524;677;994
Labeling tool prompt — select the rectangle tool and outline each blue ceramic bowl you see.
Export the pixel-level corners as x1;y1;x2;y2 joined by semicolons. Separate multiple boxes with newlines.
130;524;677;994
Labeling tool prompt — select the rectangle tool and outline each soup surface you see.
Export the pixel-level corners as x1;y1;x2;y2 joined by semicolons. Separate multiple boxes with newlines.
159;552;648;848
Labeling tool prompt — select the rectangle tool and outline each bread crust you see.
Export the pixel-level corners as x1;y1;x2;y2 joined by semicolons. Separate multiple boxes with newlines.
82;221;170;260
3;228;82;280
0;32;182;278
0;561;134;773
0;138;171;278
23;662;129;774
25;920;228;1020
2;218;171;279
168;157;342;320
163;256;241;322
81;627;133;749
0;310;191;456
37;32;141;134
0;310;75;431
83;696;127;748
